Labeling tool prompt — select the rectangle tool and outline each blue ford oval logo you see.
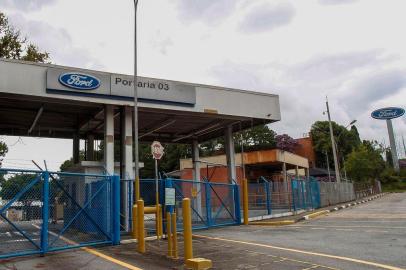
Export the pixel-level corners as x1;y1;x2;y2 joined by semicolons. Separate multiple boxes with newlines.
371;107;405;120
58;72;100;90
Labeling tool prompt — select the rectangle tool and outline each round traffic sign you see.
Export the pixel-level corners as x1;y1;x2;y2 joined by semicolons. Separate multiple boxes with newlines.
151;141;164;160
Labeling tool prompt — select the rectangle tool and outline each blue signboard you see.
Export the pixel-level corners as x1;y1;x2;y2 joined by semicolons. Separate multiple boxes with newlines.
371;107;405;120
58;73;101;90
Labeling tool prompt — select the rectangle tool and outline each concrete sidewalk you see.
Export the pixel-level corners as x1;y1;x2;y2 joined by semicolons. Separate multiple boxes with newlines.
249;193;387;225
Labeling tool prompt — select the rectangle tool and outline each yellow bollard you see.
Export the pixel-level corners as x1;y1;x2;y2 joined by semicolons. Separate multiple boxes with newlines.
171;211;178;259
132;205;138;239
159;205;164;238
243;178;249;225
137;199;145;253
135;176;140;201
166;212;172;257
182;198;193;261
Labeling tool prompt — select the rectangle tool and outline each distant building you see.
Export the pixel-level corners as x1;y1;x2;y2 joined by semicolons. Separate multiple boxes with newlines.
178;149;309;184
292;137;317;168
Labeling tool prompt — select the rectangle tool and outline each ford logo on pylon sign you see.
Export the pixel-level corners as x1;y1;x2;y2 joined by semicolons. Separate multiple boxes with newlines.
58;73;101;90
371;107;405;120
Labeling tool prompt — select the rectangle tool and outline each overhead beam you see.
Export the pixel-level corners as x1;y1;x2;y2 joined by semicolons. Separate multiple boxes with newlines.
139;119;176;139
172;121;222;143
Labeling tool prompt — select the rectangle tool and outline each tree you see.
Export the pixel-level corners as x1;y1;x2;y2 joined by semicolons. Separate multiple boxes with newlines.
200;124;277;156
275;134;298;152
0;11;51;170
0;141;7;166
0;173;42;209
310;121;361;168
344;140;386;182
0;12;49;62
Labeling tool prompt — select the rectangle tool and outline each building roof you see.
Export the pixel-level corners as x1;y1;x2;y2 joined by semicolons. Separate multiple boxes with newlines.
0;58;281;142
180;148;309;170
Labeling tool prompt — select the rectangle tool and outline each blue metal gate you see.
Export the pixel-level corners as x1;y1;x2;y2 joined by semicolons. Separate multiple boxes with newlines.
0;169;120;259
169;178;241;229
291;178;321;211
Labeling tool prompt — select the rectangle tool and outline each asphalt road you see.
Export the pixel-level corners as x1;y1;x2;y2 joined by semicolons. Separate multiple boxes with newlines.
195;192;406;270
0;193;404;270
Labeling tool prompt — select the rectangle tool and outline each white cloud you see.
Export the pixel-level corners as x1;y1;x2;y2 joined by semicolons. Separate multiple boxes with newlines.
239;2;295;33
0;0;56;11
8;13;104;69
1;0;406;165
176;0;237;25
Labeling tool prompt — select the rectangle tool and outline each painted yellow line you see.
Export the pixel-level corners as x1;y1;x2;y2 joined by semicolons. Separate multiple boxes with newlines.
250;220;295;226
306;210;330;219
194;234;406;270
290;225;406;229
81;247;143;270
32;224;143;270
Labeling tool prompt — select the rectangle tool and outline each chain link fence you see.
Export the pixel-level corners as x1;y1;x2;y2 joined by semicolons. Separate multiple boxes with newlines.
0;168;120;259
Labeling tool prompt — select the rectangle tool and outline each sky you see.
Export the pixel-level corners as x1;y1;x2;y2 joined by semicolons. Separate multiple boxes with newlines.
1;0;406;170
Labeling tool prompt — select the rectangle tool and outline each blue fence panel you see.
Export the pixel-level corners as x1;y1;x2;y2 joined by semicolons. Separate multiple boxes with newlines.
160;178;239;231
0;168;120;259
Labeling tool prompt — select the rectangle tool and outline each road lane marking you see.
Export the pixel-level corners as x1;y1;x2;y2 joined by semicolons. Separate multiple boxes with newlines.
289;225;406;229
194;234;406;270
32;224;143;270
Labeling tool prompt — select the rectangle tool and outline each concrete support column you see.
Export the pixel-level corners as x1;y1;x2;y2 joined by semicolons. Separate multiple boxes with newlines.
295;165;299;179
122;106;133;231
283;162;287;191
104;105;115;175
73;133;80;164
86;134;94;161
192;139;203;217
192;140;201;181
225;125;236;184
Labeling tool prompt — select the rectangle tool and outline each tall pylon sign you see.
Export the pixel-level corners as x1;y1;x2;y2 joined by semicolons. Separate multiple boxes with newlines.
371;107;405;172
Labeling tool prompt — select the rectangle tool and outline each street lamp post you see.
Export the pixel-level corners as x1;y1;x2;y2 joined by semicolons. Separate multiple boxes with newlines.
133;0;140;201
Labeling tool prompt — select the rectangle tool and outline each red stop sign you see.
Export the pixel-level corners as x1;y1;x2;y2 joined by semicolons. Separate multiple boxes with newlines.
151;141;164;160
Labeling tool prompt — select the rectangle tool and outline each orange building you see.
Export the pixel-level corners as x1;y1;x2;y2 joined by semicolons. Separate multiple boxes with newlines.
293;137;317;168
179;149;309;184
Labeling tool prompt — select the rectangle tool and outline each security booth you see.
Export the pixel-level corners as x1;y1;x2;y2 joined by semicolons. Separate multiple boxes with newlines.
0;58;281;234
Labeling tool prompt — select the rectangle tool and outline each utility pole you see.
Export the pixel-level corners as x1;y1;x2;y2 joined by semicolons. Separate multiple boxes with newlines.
133;0;140;201
325;150;331;182
325;97;341;183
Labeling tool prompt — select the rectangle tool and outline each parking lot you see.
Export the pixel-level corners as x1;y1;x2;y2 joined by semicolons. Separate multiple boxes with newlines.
1;193;405;270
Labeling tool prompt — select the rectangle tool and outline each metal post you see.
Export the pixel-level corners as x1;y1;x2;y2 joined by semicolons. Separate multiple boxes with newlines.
182;198;193;261
166;212;172;257
132;204;137;239
291;179;296;212
387;119;400;172
265;181;271;215
234;183;241;224
137;199;145;253
205;181;212;227
133;0;140;202
242;178;249;225
171;211;178;259
192;140;203;218
325;98;341;182
41;171;49;255
112;175;121;245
